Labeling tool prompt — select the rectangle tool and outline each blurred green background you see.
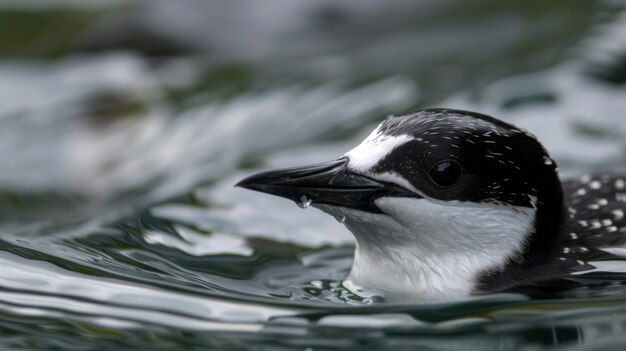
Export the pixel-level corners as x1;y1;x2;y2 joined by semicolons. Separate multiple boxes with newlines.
1;1;626;350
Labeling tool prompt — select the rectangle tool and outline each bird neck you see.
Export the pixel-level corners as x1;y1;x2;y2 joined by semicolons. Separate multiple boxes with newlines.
474;180;567;294
324;197;538;301
522;178;566;258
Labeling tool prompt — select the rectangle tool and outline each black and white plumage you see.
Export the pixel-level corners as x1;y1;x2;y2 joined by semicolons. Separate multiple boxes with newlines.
237;108;626;301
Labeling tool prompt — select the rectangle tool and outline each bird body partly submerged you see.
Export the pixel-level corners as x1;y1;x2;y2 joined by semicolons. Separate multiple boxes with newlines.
237;109;626;301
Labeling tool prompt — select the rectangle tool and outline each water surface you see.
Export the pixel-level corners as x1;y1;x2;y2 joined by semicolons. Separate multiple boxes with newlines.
2;1;626;349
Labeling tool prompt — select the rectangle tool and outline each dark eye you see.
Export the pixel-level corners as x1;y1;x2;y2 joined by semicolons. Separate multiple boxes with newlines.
429;160;463;187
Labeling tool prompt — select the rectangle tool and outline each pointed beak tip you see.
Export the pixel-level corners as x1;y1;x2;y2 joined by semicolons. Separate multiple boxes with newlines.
234;175;261;190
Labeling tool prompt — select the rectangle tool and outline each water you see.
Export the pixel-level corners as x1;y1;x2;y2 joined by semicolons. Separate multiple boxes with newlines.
1;0;626;349
296;196;312;209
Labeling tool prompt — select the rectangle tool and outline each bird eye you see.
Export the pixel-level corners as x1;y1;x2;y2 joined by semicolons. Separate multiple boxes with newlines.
428;160;463;188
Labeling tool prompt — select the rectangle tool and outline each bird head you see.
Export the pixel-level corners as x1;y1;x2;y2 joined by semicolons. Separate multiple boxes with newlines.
237;109;563;299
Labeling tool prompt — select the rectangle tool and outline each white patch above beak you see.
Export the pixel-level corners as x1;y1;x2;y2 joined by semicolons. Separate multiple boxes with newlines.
343;125;413;173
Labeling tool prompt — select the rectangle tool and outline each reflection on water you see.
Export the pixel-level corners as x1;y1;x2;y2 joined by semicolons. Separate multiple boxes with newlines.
1;0;626;349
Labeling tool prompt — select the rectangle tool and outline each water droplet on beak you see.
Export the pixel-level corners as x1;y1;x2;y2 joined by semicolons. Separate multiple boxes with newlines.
296;195;312;209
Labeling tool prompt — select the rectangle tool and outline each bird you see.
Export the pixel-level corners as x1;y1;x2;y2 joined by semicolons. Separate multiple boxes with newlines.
236;108;626;301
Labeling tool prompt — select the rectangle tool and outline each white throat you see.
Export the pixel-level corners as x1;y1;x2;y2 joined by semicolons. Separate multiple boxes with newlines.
317;196;536;301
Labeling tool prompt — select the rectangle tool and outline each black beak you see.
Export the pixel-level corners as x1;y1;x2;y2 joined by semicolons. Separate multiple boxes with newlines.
235;158;414;213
